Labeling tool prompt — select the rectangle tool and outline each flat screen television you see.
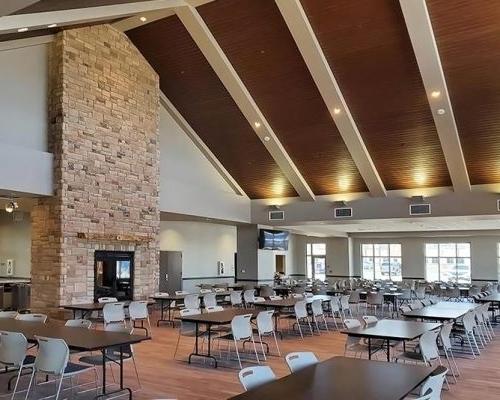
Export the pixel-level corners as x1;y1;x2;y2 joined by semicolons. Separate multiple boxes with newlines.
258;229;289;250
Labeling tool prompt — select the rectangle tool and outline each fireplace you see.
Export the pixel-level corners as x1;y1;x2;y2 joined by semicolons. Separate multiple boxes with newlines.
94;251;134;301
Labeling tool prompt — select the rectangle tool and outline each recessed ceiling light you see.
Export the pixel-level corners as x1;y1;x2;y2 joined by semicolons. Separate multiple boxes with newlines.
430;90;441;98
17;27;28;33
333;108;341;115
437;108;446;115
139;16;147;22
254;121;261;128
264;136;270;142
47;23;57;28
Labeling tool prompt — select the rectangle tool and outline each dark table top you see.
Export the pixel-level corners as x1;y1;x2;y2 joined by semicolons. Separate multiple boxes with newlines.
229;356;435;400
150;292;230;301
179;308;259;325
341;319;441;341
0;320;148;351
62;299;155;311
256;295;331;308
476;293;500;303
403;302;477;320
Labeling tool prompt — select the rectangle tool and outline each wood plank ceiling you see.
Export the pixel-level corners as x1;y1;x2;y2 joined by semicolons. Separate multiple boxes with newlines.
301;0;451;191
127;16;297;199
198;0;367;195
427;0;500;185
11;0;152;14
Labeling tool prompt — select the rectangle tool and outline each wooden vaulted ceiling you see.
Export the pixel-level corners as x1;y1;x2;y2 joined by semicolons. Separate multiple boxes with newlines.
427;0;500;185
12;0;152;14
198;0;367;195
127;16;297;199
301;0;451;191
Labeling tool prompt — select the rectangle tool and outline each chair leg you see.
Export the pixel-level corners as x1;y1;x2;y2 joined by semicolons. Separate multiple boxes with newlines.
12;364;24;400
306;318;314;336
450;349;460;376
322;315;329;331
250;337;260;364
24;370;36;400
258;333;266;361
233;339;242;369
272;331;281;357
54;375;64;400
132;355;142;388
173;331;182;360
296;317;303;339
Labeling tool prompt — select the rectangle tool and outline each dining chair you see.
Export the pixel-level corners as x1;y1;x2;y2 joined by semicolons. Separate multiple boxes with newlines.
285;352;318;373
256;310;281;359
129;300;152;336
0;311;18;319
203;293;217;308
311;299;328;333
16;313;47;323
238;366;276;391
65;319;92;329
102;302;126;327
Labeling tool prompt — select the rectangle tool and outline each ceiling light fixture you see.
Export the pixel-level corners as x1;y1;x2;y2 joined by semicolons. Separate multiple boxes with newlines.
254;121;261;128
47;23;57;28
139;16;147;22
17;27;28;33
264;136;270;142
333;108;341;115
437;108;446;115
4;201;18;213
430;90;441;98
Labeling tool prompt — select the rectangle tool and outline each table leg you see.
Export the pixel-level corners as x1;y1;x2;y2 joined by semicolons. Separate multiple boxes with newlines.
387;339;390;362
101;350;106;395
368;338;372;360
94;347;132;400
187;322;218;367
157;299;174;327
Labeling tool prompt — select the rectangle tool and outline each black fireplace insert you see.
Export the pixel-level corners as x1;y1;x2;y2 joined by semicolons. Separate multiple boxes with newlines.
94;251;134;301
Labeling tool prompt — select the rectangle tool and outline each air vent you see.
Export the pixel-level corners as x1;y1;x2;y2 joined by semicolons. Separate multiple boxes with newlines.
409;203;431;216
334;207;353;218
268;210;284;221
497;199;500;212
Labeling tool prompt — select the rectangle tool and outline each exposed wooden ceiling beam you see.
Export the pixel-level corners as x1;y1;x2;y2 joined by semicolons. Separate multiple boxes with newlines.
275;0;386;198
0;1;40;17
399;0;471;193
174;4;316;201
0;0;184;33
160;92;249;198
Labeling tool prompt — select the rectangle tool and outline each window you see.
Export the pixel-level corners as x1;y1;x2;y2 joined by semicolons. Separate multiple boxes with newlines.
306;243;326;281
361;243;402;281
425;243;471;283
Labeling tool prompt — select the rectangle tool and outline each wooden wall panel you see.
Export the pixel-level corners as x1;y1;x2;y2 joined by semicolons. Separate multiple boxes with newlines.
198;0;367;195
301;0;451;190
427;0;500;185
127;16;297;199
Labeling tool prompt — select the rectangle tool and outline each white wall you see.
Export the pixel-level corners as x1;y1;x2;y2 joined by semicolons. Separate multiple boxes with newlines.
159;106;250;222
0;212;31;278
159;221;237;292
351;232;500;282
0;39;53;196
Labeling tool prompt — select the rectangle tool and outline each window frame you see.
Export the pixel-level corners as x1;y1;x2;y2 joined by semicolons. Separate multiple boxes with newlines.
306;243;326;281
424;242;471;283
361;243;402;281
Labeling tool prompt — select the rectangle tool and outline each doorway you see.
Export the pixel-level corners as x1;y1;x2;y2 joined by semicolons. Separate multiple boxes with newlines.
306;243;326;281
275;254;285;274
159;251;182;294
94;251;134;301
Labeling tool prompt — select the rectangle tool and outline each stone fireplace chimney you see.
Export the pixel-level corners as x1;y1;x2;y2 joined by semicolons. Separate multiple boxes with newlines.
31;25;160;314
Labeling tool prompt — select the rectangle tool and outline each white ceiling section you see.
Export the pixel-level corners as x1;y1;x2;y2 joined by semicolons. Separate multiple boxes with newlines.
0;1;39;17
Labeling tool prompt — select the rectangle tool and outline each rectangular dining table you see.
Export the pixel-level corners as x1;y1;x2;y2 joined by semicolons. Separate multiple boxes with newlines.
229;356;436;400
341;319;441;361
403;301;477;321
0;319;149;399
62;299;155;319
179;308;258;368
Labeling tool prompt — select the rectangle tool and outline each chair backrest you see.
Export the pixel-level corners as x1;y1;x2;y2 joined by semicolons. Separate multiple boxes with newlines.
239;366;276;391
16;313;47;323
329;296;340;311
243;290;256;304
420;366;447;400
348;291;360;302
128;301;149;320
439;322;453;350
0;331;28;367
65;319;92;329
199;289;212;294
269;295;282;301
175;291;189;295
294;300;308;319
367;292;383;305
340;295;350;309
400;305;411;314
415;389;433;400
0;311;18;319
285;352;318;373
259;286;274;298
34;336;69;375
462;311;476;331
184;294;200;310
256;310;274;335
400;288;412;300
98;297;118;304
103;302;125;324
206;306;224;313
179;308;201;335
230;291;243;305
419;329;440;362
291;293;304;299
231;314;253;340
203;293;217;308
362;315;378;326
343;318;361;329
311;299;323;316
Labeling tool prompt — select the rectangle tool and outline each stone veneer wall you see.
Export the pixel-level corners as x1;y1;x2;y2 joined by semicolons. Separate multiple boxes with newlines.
31;24;160;312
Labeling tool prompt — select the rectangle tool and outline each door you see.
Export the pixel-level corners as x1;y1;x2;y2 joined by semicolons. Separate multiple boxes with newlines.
159;251;182;294
312;256;326;281
275;254;285;274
